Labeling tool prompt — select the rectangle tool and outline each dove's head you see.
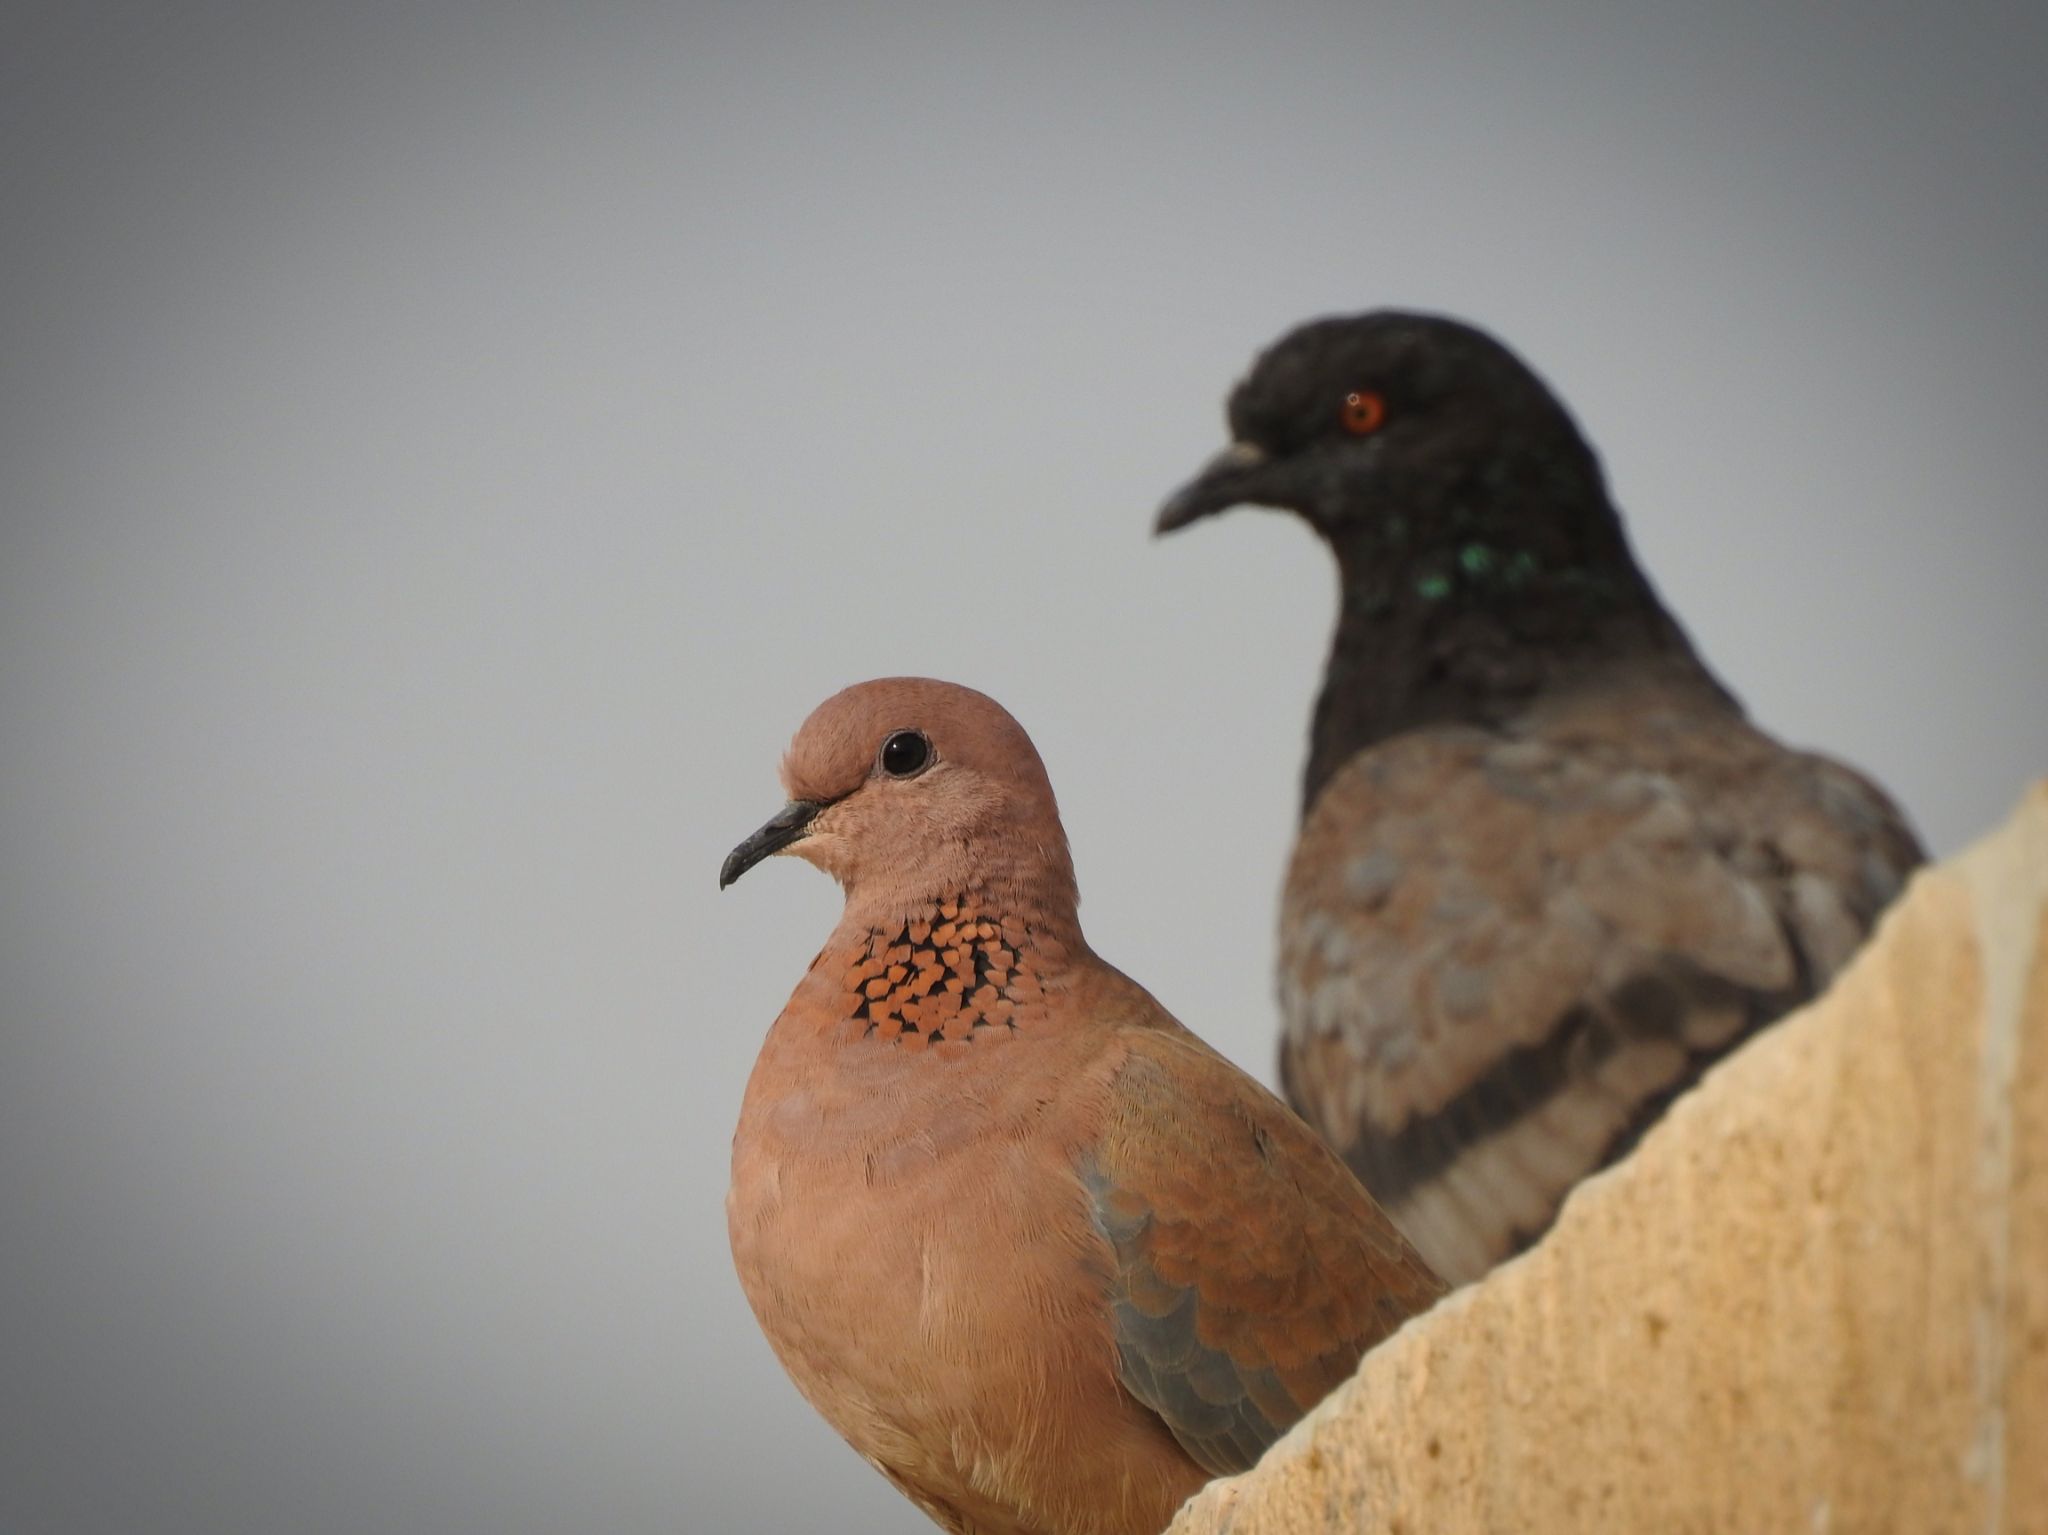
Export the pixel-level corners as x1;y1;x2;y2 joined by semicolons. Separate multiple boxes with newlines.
720;678;1078;923
1155;310;1626;578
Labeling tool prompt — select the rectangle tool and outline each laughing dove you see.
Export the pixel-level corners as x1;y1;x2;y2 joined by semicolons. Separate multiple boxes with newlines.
1156;310;1925;1286
722;677;1444;1535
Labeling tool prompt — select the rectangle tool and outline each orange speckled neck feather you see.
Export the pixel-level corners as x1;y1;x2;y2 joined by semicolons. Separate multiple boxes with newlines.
818;893;1076;1050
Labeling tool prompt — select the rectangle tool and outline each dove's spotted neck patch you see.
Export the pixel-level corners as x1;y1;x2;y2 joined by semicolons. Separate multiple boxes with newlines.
838;895;1065;1049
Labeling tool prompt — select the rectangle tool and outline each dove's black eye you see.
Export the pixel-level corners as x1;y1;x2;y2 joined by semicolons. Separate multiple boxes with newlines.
879;730;931;778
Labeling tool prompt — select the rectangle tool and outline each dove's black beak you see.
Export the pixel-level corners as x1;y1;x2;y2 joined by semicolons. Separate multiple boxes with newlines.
720;800;824;889
1154;441;1273;534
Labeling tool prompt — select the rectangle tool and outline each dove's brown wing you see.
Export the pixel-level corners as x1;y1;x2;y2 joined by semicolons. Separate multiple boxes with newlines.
1081;1024;1445;1476
1279;703;1923;1285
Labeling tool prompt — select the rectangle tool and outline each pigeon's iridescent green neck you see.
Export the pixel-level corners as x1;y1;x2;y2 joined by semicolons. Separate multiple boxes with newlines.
1336;528;1636;617
1302;500;1723;817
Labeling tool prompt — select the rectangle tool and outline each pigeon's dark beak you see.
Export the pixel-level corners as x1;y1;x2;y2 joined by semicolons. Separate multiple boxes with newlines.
1154;441;1273;534
719;800;824;889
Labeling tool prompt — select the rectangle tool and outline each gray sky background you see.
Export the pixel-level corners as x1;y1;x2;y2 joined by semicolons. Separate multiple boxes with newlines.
3;3;2044;1531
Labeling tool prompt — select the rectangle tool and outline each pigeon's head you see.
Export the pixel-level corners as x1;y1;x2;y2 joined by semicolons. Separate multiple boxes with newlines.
719;678;1077;919
1156;311;1607;552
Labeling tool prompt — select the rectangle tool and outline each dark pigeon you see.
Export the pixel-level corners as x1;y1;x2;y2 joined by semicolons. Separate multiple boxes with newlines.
1158;311;1925;1284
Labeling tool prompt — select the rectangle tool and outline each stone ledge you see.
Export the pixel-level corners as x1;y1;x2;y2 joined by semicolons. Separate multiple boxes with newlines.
1170;781;2048;1535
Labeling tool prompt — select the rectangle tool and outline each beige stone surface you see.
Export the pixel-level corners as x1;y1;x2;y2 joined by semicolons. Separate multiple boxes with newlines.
1169;782;2048;1535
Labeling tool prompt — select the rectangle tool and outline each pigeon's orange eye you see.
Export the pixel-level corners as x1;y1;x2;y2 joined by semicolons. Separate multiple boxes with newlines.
1340;391;1387;435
